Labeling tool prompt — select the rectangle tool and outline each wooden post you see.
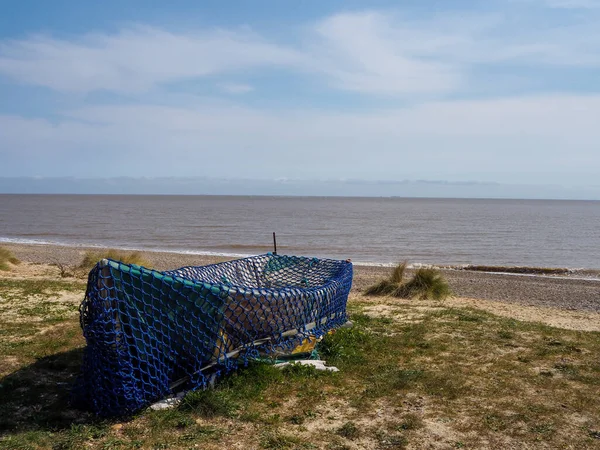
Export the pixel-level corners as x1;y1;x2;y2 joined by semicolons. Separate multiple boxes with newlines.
273;232;277;255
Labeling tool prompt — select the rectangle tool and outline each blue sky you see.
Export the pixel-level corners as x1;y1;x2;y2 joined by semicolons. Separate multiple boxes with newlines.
1;0;599;197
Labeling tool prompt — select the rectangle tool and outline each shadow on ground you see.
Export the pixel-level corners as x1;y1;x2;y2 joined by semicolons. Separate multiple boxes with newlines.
0;348;100;435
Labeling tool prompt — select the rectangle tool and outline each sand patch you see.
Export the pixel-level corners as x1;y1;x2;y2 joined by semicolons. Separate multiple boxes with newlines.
445;297;600;332
360;303;442;328
413;417;462;449
0;289;82;329
0;261;63;280
353;293;600;332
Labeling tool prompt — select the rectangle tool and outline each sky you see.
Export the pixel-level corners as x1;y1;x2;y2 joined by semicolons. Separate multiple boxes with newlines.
0;0;599;198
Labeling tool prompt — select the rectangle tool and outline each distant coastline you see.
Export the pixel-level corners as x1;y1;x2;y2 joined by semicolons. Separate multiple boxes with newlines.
2;177;600;200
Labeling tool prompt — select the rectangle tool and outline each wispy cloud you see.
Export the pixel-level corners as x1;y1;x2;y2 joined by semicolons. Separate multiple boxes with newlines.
308;12;461;95
0;26;302;93
218;83;254;94
0;8;598;97
2;94;598;185
0;17;463;97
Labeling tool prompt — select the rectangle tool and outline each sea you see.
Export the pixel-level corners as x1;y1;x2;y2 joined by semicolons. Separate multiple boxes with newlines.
1;194;599;270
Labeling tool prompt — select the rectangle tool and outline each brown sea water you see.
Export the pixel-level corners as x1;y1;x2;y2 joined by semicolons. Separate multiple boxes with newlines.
1;194;599;269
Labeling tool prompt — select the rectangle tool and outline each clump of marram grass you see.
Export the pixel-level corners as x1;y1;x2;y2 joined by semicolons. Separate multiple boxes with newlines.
0;247;21;271
78;249;150;271
364;261;408;296
364;262;451;300
395;268;451;300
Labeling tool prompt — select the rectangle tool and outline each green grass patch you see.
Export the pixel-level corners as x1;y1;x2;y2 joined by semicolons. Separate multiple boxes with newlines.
0;278;85;301
336;421;360;440
179;389;238;418
320;326;372;364
260;431;313;449
1;277;600;448
398;413;424;431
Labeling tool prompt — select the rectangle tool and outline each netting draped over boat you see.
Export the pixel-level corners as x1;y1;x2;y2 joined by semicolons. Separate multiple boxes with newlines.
73;254;353;416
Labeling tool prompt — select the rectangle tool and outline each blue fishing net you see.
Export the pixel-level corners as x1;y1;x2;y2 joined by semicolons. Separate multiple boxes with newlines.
72;253;353;416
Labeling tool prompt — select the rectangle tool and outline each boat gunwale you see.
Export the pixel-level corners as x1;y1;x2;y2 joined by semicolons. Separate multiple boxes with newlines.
100;253;353;296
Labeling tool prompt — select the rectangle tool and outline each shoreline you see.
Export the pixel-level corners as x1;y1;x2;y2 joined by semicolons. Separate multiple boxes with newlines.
2;238;598;280
2;241;600;316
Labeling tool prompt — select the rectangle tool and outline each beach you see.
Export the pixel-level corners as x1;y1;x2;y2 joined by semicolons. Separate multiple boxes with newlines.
3;1;600;445
3;241;600;331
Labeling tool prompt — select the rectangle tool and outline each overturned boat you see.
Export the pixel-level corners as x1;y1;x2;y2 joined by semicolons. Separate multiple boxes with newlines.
73;253;353;416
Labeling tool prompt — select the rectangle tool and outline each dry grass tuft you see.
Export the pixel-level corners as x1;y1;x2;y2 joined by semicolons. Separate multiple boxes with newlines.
390;261;407;284
364;262;407;296
365;263;451;300
0;247;20;271
78;249;150;272
396;268;452;300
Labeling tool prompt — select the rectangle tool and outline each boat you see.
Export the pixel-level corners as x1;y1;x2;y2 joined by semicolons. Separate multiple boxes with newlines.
73;253;353;416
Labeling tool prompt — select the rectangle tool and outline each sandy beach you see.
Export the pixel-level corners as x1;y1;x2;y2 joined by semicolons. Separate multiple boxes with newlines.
3;241;600;331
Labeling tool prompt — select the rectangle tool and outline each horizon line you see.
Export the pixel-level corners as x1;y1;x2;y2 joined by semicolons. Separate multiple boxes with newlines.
1;192;598;202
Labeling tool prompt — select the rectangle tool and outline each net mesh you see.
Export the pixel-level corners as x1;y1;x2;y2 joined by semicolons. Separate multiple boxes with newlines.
72;253;353;416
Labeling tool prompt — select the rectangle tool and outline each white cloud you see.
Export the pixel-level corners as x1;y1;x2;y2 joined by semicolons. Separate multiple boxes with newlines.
0;8;598;97
2;94;598;185
343;10;600;68
0;26;302;93
307;12;462;95
0;16;463;96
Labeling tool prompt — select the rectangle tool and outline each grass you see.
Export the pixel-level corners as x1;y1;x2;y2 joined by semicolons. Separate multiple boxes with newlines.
179;389;238;418
364;262;408;296
364;262;451;300
336;421;359;440
0;247;20;271
78;249;150;272
0;278;86;363
0;278;85;300
1;275;600;448
42;249;151;279
397;268;452;300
